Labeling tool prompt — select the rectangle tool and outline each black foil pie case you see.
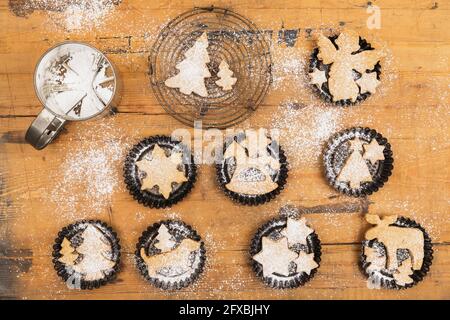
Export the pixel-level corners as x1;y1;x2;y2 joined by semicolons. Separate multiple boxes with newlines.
52;220;121;290
361;215;433;289
135;220;206;290
124;135;197;208
323;127;393;197
250;212;321;289
309;32;382;106
216;131;288;205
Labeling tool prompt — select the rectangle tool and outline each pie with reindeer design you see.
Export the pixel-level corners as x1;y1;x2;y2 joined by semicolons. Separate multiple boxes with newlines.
361;214;433;289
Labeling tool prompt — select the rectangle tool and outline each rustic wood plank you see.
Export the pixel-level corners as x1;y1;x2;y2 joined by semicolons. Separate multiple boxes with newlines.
1;72;449;116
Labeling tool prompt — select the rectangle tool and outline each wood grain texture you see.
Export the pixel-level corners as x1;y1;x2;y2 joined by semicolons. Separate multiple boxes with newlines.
0;0;449;299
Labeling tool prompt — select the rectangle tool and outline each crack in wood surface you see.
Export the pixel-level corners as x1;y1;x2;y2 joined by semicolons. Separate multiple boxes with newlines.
297;198;371;215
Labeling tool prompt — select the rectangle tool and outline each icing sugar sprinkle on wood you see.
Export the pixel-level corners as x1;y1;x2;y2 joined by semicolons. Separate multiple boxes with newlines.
47;119;130;219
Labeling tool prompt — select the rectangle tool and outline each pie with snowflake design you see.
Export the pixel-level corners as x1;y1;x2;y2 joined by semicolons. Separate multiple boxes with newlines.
309;30;385;105
323;127;394;197
136;144;187;199
250;213;321;289
124;136;197;208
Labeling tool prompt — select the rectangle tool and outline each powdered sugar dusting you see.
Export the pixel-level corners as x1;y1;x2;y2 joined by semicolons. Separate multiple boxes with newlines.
46;0;120;32
271;101;343;167
271;45;308;91
47;118;130;219
162;211;182;221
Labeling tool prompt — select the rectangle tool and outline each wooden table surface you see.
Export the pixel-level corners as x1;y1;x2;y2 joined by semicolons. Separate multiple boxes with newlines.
0;0;449;300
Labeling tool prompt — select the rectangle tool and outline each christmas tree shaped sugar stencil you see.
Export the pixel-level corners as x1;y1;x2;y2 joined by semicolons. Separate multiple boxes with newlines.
165;32;211;97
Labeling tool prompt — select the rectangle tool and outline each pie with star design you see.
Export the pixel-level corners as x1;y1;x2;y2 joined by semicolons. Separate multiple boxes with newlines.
250;211;321;289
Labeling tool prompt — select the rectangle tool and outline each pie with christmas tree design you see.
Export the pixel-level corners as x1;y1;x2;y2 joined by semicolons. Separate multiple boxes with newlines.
53;221;121;290
336;138;374;189
323;127;393;197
